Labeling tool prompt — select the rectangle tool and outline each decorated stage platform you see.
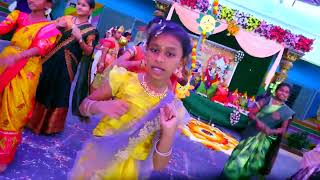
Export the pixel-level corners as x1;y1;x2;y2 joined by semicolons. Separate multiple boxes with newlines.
182;92;249;130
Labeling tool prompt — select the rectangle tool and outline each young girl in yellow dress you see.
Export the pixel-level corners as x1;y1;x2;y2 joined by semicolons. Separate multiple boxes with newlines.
69;21;192;179
0;0;60;171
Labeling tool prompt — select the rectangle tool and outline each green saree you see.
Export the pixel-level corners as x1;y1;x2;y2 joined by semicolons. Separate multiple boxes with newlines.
223;96;295;179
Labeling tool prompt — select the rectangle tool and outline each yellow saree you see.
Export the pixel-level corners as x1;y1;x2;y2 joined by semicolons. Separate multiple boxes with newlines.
0;10;60;165
70;67;188;179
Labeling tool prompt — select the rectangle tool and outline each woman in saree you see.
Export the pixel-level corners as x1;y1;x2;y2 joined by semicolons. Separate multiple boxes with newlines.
27;0;99;134
222;83;295;179
89;26;123;92
0;0;60;171
69;21;193;179
89;18;163;93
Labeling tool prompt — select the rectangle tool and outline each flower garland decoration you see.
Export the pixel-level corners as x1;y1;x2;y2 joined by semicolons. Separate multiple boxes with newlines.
227;20;239;36
174;0;210;12
230;109;241;126
246;16;260;31
174;1;314;53
179;0;197;9
214;5;314;53
295;35;314;52
212;0;219;15
191;42;197;69
219;6;234;22
196;0;210;13
235;50;245;62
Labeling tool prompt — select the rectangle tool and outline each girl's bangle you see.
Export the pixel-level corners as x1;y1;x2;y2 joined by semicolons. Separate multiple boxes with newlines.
154;139;172;157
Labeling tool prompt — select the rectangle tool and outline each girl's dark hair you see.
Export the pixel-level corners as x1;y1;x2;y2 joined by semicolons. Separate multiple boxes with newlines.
123;32;132;37
276;82;292;92
146;16;165;32
84;0;95;9
147;20;192;60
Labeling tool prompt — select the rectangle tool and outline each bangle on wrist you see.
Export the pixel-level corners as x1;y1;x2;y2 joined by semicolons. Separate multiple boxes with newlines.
154;139;172;157
82;98;97;116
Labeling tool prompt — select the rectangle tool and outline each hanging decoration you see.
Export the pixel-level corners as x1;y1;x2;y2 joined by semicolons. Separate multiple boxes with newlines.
212;0;219;15
227;20;239;36
191;42;198;69
196;9;220;45
173;2;314;53
234;50;245;62
230;109;241;126
197;10;219;36
216;4;313;53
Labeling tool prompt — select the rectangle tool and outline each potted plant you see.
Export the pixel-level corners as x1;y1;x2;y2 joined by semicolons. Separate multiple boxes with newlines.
287;132;310;150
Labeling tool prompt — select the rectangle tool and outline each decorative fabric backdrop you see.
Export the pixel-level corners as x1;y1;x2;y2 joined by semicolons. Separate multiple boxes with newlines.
168;3;283;92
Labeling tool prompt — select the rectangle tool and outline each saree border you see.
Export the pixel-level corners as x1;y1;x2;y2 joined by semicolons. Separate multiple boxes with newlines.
41;26;95;64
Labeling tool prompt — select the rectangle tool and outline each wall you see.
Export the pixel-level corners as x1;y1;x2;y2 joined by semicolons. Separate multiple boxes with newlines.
287;60;320;119
287;60;320;90
51;0;67;20
97;0;155;23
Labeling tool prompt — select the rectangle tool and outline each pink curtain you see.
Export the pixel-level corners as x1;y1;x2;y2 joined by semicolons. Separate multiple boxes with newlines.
168;3;285;88
234;29;285;87
235;29;284;58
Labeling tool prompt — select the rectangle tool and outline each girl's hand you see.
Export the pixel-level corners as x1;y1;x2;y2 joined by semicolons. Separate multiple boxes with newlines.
72;25;82;41
255;120;267;131
160;103;179;138
264;127;274;135
256;120;274;135
97;61;105;73
93;100;129;119
55;18;68;28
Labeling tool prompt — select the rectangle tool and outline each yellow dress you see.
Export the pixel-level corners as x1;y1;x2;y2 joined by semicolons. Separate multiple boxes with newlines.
0;10;60;164
93;66;162;137
71;67;190;179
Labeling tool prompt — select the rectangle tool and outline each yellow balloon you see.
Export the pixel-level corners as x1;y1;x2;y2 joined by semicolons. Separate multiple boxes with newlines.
214;6;219;11
192;48;196;53
192;64;196;68
192;56;196;60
